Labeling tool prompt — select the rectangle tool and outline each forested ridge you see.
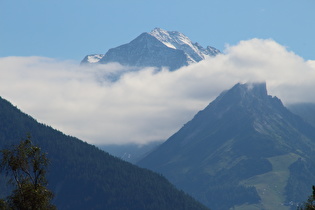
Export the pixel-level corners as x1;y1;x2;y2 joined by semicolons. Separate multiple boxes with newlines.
0;96;209;210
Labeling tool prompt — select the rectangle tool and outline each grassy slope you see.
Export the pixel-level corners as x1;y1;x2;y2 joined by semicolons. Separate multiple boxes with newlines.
235;153;300;210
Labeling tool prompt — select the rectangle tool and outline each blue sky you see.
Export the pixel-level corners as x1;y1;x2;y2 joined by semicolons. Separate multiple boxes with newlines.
1;0;314;61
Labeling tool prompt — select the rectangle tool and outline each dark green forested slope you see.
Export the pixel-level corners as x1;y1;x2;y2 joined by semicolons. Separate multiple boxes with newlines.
0;96;209;210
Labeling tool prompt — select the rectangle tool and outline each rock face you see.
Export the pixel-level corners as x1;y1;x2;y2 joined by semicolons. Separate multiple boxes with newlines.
81;28;220;71
138;83;315;210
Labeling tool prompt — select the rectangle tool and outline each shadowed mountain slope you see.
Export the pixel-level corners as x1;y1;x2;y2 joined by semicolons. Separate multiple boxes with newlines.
138;83;315;210
0;96;209;210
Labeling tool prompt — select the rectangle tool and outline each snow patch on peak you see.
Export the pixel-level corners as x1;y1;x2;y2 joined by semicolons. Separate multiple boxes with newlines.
149;28;176;49
87;54;105;63
149;28;220;63
150;28;197;51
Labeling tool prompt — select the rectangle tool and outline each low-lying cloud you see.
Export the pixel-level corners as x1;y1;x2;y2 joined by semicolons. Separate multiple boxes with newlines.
0;39;314;145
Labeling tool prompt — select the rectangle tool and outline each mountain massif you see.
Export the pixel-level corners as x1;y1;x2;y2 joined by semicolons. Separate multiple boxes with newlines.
0;96;209;210
138;83;315;210
81;28;220;70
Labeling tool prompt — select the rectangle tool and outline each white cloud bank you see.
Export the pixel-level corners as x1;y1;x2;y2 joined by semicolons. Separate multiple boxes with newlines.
0;39;314;145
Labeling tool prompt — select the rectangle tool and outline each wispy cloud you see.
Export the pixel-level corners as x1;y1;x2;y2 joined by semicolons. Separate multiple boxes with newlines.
0;39;314;145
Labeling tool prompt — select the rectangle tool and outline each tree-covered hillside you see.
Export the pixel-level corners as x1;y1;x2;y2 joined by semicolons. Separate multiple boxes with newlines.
0;96;209;210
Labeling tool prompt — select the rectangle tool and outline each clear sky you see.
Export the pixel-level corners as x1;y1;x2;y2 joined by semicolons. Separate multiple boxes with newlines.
1;0;314;61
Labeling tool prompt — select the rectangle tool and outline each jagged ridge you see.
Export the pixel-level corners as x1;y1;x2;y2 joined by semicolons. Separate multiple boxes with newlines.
81;28;220;71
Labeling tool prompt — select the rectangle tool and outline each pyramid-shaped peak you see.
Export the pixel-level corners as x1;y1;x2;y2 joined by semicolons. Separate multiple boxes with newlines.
82;28;220;69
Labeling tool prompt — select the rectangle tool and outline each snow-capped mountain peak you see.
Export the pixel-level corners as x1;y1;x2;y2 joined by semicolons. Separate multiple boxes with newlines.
149;28;218;63
81;28;220;70
149;28;178;49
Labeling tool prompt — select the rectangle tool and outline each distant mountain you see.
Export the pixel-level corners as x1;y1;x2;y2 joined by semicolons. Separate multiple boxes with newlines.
287;103;315;127
0;96;209;210
81;28;220;70
138;83;315;210
98;141;162;164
